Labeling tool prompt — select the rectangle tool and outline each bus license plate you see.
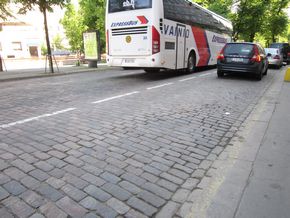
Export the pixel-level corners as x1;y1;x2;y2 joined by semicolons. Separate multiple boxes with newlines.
231;58;243;62
124;59;135;63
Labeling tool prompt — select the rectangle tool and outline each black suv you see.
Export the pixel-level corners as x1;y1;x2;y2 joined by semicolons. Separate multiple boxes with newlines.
217;42;268;80
269;43;290;64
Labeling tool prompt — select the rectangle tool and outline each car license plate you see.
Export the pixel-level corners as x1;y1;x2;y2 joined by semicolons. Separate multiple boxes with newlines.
231;58;243;62
124;59;135;63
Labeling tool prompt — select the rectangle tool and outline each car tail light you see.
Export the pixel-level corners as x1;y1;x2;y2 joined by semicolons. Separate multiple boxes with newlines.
288;52;290;56
273;55;280;59
251;45;261;62
217;46;226;61
106;30;110;56
152;26;160;54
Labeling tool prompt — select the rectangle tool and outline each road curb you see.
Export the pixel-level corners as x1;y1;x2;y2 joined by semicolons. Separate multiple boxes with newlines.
284;67;290;82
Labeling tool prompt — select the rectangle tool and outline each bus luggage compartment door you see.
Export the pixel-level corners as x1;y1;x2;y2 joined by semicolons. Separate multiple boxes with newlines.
176;24;186;69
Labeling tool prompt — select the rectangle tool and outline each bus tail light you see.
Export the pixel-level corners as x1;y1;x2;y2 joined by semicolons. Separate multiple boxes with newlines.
273;55;280;59
152;26;160;54
251;45;261;63
106;30;109;55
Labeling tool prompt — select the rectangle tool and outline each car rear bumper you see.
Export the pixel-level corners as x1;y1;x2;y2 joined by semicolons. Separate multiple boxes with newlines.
217;62;262;74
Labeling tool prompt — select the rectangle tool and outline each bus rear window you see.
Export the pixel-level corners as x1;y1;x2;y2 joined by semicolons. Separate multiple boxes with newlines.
109;0;152;13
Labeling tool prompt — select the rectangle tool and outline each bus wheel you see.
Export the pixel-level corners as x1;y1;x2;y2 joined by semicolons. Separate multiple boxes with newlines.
187;53;196;73
144;69;160;73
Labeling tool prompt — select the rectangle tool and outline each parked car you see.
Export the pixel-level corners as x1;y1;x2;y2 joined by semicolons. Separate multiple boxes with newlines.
265;48;283;68
217;42;268;80
269;43;290;64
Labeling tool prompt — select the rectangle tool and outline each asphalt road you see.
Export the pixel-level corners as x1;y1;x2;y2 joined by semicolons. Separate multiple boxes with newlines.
0;67;280;217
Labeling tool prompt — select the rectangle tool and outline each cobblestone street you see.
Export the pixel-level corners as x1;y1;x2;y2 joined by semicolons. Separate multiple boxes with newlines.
0;67;279;217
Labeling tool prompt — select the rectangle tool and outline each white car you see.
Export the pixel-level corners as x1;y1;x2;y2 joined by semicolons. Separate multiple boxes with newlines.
265;48;283;68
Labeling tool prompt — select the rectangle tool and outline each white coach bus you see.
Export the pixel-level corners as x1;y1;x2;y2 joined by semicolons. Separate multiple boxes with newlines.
106;0;232;73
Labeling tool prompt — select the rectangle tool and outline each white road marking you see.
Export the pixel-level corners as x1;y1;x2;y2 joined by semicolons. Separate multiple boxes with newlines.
92;91;139;104
147;83;174;90
179;76;197;82
198;72;213;77
0;108;76;129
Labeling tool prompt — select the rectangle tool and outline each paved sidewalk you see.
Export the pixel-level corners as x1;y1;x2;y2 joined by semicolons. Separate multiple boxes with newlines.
0;64;110;82
187;67;290;218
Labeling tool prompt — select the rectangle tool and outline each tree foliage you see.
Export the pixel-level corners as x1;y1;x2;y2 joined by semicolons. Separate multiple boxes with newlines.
61;4;86;53
0;0;12;20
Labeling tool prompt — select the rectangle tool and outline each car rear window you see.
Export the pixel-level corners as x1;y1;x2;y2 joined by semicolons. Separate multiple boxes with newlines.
224;44;254;56
265;48;279;55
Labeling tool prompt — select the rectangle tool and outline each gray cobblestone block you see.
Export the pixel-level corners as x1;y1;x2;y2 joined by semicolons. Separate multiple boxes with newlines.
173;164;194;174
177;202;193;217
29;213;45;218
4;167;26;180
36;184;63;201
47;157;67;168
143;165;161;176
152;156;174;167
187;147;209;156
119;181;141;195
182;178;199;190
107;151;126;161
3;196;34;218
64;141;81;149
181;155;201;165
185;162;198;170
107;197;130;215
155;201;180;218
53;144;70;152
67;149;83;158
142;182;172;200
207;153;218;161
40;202;67;218
83;164;103;176
19;153;38;164
125;209;148;218
64;156;84;167
0;207;14;218
20;176;40;190
63;173;89;189
81;173;106;186
150;161;170;171
159;148;181;158
11;159;35;173
127;197;157;217
199;159;213;170
80;196;98;210
190;152;206;160
187;189;203;202
0;173;11;184
121;173;146;186
20;190;46;208
4;180;26;195
125;165;143;176
63;165;86;177
160;172;184;185
165;155;186;165
137;190;166;207
172;188;191;203
133;154;152;164
168;169;190;180
157;179;178;192
61;184;87;202
93;200;119;218
84;185;111;202
32;151;51;160
141;172;159;183
56;196;87;217
106;157;128;169
105;164;125;176
84;212;101;218
34;161;54;172
29;169;49;182
192;169;205;179
48;168;66;179
125;158;144;168
197;176;212;189
46;177;65;189
47;150;67;159
100;171;121;184
0;152;16;160
212;146;224;155
102;183;131;201
0;186;10;200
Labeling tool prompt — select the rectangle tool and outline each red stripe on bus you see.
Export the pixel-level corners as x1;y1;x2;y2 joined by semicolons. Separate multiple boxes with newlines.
137;16;148;24
191;26;210;66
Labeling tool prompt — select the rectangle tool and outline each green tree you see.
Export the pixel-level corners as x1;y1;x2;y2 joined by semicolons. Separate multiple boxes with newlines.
52;33;65;50
262;0;290;44
15;0;69;73
0;0;12;20
61;4;86;54
79;0;106;52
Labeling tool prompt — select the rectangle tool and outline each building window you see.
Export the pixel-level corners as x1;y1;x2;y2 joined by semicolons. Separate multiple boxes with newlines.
12;42;22;51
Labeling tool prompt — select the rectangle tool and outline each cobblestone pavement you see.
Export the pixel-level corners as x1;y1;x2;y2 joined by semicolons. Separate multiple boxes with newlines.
0;67;278;217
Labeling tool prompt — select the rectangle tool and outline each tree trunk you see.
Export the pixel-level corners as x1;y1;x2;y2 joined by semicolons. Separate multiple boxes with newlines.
272;34;276;43
43;7;54;73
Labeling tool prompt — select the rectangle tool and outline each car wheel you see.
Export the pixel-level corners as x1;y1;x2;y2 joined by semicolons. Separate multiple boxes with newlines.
217;70;224;78
256;70;262;80
187;53;196;73
263;67;268;75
